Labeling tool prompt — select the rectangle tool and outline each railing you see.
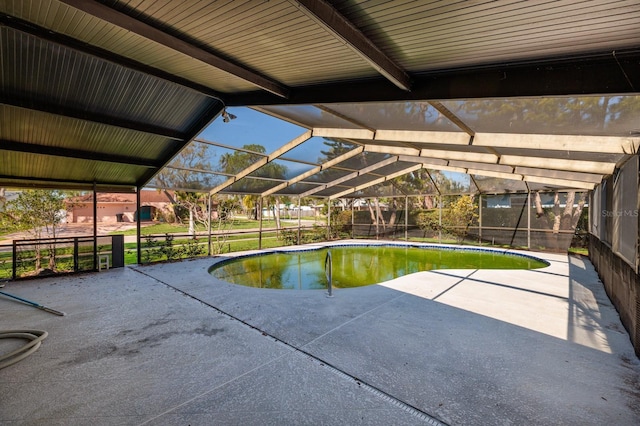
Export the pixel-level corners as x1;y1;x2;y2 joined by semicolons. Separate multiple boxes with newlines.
325;249;333;297
1;235;123;281
0;226;333;280
0;242;12;281
137;225;332;264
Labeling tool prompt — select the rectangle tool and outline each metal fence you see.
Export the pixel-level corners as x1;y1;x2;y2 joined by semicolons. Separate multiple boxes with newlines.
332;191;587;252
1;236;123;281
1;190;586;281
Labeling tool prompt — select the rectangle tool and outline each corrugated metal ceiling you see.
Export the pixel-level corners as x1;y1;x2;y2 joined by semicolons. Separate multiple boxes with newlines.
335;0;640;69
0;0;638;193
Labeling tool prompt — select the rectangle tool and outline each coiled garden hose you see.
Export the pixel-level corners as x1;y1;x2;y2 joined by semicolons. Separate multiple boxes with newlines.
0;330;48;369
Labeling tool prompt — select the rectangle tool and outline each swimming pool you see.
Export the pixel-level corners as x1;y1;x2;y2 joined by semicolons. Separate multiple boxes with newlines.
209;244;549;290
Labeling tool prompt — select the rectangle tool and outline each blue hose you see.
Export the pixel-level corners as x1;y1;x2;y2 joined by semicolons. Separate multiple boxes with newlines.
0;290;65;316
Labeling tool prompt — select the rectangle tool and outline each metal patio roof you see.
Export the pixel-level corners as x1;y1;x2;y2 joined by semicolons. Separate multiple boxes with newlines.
1;0;639;193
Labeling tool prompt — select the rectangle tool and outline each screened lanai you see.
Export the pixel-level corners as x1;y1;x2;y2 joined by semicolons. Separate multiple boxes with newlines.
149;96;638;197
1;0;639;356
137;95;636;251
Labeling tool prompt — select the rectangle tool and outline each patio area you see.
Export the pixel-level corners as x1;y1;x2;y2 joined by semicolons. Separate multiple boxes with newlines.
1;242;639;425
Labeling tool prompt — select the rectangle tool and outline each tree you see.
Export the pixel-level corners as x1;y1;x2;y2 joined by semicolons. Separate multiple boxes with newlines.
443;98;610;249
219;144;266;174
211;196;240;254
175;191;208;236
242;195;258;220
319;138;355;160
154;143;218;234
219;144;288;228
329;208;352;238
443;195;478;243
394;169;439;208
451;96;640;136
1;190;69;272
416;210;440;238
534;190;586;250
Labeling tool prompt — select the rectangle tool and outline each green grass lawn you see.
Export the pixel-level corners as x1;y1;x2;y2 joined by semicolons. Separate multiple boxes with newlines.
115;219;316;236
568;247;588;255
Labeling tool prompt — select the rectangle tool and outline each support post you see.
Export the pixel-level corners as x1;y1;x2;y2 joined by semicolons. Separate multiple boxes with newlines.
258;197;263;250
136;187;141;264
637;171;640;274
478;194;483;244
207;194;212;256
527;191;532;249
352;202;355;239
327;199;331;240
438;195;443;243
510;195;527;247
12;240;17;280
93;184;98;271
405;196;409;241
375;197;379;240
73;238;79;272
297;196;301;245
325;249;333;298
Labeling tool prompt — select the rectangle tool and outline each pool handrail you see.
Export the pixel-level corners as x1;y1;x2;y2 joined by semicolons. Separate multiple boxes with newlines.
325;249;333;297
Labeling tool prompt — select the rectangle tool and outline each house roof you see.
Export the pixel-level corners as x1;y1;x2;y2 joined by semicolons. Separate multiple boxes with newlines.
1;1;639;194
69;190;173;204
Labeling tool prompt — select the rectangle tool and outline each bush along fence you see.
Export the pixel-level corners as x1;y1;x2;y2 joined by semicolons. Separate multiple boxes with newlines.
140;234;206;264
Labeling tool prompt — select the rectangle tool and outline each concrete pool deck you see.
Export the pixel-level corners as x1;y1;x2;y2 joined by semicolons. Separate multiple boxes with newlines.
1;241;639;425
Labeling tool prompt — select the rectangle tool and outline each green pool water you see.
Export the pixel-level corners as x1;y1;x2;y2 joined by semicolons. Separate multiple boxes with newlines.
209;245;548;290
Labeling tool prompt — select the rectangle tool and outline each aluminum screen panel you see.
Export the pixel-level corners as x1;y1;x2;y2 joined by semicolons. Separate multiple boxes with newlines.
220;179;282;195
198;107;307;151
430;170;476;194
473;175;528;193
439;96;640;136
320;102;463;132
303;168;356;184
333;152;391;171
281;137;358;165
247;159;313;181
275;182;323;196
612;156;638;265
257;105;365;129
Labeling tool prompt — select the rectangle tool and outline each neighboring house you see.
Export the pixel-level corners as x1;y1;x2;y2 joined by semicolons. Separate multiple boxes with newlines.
67;191;174;223
351;199;388;211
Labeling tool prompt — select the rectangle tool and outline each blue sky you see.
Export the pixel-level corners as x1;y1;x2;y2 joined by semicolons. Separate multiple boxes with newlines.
194;106;474;187
198;107;306;153
196;106;326;177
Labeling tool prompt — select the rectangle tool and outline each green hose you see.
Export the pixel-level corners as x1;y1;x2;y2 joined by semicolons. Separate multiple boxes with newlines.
0;330;48;370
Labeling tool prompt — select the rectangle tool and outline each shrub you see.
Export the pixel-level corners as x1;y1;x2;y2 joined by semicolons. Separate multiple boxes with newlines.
415;210;440;237
182;236;205;258
330;209;352;239
443;195;478;243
